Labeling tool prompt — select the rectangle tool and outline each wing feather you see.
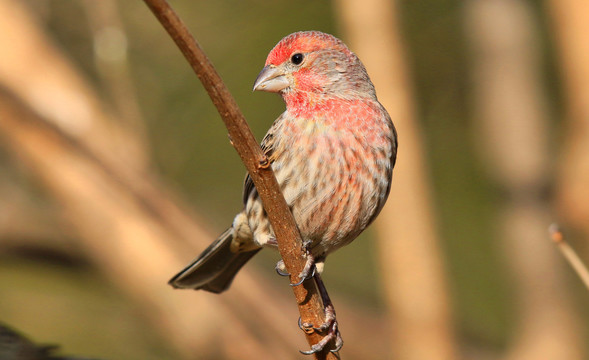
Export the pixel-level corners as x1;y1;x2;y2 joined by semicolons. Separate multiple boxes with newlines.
242;113;285;205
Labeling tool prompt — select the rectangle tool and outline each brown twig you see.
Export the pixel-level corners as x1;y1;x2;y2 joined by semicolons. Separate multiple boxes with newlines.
142;0;337;358
550;223;589;291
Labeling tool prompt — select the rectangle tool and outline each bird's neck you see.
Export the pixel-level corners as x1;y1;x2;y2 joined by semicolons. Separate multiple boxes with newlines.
281;90;383;138
283;91;375;119
283;91;352;119
283;91;316;114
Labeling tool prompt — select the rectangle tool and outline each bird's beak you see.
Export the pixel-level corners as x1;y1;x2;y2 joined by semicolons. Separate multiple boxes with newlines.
253;65;289;92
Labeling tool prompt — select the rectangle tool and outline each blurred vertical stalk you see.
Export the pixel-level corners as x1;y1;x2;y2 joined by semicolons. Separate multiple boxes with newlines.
464;0;584;359
334;1;459;359
83;0;149;168
549;0;589;238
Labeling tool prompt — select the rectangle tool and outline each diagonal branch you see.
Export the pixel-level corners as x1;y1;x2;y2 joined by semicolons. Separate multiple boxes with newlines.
142;0;338;358
550;224;589;291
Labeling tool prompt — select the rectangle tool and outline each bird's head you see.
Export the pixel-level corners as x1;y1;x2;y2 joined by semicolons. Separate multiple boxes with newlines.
253;31;375;104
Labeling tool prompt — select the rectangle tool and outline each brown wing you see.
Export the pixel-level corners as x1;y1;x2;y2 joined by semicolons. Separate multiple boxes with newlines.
242;113;284;205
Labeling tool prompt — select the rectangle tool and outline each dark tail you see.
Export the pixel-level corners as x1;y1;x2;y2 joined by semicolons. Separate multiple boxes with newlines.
168;228;261;293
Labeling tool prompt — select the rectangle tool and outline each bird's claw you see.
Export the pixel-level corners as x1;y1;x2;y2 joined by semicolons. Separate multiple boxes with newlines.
258;155;270;169
290;264;316;286
277;243;343;354
331;333;344;353
312;303;336;332
298;318;343;355
298;317;313;333
298;304;342;355
289;249;316;286
275;244;317;286
275;260;290;277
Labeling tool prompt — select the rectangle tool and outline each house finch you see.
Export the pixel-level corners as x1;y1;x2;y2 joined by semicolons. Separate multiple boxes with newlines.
170;31;397;295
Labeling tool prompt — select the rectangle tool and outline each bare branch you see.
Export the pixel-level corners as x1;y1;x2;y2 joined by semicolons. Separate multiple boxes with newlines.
550;224;589;291
142;0;338;357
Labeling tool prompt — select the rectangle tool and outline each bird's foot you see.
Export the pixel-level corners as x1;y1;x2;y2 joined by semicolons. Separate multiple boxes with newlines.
275;260;289;277
290;243;317;286
274;242;317;286
298;304;343;355
299;270;343;354
274;257;317;285
290;249;316;287
258;155;270;169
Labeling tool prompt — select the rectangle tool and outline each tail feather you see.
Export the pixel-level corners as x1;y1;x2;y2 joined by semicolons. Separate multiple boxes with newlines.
168;228;260;293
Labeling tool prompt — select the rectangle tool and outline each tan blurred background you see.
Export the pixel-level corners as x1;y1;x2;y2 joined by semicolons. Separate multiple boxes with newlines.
1;0;588;359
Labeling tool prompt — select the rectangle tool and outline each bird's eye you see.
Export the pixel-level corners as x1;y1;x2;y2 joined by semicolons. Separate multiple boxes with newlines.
291;53;304;65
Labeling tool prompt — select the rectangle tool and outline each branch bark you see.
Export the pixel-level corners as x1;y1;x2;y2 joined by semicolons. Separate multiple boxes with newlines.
142;0;337;357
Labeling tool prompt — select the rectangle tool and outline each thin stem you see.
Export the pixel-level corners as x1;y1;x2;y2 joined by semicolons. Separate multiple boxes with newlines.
141;0;338;358
550;223;589;291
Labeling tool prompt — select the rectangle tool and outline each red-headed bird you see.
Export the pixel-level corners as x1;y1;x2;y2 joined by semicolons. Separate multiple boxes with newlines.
169;30;397;296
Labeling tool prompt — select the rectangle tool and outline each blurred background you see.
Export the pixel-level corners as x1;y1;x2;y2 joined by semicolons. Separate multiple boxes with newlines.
0;0;588;359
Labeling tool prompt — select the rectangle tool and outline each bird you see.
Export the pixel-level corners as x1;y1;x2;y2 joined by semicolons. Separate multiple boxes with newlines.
169;30;397;295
